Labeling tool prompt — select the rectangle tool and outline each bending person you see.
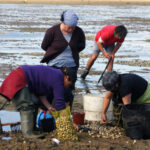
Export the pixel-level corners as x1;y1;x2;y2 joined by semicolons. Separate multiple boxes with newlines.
0;65;76;138
81;25;127;79
101;71;150;124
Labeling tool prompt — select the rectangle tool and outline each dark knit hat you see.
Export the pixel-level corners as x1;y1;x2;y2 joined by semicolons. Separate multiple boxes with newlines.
66;68;77;83
102;71;119;91
63;67;77;89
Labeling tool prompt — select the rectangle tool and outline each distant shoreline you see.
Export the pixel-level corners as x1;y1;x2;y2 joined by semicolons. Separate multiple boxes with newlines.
0;0;150;5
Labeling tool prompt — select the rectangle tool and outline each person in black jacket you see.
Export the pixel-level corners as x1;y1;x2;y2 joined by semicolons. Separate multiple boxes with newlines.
101;71;150;124
41;10;86;108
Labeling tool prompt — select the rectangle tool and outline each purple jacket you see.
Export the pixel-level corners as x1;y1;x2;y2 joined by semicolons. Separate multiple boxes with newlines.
41;24;85;67
21;65;66;111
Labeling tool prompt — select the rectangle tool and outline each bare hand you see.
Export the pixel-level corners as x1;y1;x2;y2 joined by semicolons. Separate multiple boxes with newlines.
101;113;107;124
48;107;56;115
73;123;79;131
110;53;115;59
104;52;111;59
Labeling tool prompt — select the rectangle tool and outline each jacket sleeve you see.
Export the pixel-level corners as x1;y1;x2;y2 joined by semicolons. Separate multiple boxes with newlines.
52;74;66;111
78;28;86;52
41;28;54;51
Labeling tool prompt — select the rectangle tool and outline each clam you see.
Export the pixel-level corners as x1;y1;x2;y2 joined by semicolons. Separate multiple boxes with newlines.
81;121;125;139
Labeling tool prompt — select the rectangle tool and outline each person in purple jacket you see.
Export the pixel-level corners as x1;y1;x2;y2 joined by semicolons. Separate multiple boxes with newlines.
0;65;76;139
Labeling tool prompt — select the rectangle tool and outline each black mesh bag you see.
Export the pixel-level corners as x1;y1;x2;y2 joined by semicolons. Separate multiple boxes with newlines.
122;104;150;139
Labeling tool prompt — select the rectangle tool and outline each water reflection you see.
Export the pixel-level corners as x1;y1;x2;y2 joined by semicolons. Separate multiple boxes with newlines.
0;4;150;93
1;137;12;140
0;110;20;132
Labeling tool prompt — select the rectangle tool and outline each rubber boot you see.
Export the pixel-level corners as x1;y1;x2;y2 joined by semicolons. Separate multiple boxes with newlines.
20;110;45;139
33;108;39;131
81;70;89;80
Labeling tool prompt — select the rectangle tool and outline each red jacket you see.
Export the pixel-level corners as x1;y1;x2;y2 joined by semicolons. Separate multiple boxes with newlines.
95;25;124;46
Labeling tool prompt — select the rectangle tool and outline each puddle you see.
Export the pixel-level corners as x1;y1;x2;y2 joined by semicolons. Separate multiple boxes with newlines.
0;110;20;132
1;137;12;140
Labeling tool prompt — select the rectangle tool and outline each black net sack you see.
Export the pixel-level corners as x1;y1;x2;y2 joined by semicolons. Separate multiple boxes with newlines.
41;118;55;132
122;104;150;139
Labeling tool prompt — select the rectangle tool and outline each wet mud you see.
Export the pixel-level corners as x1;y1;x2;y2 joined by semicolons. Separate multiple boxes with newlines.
0;4;150;150
1;93;150;150
1;119;150;150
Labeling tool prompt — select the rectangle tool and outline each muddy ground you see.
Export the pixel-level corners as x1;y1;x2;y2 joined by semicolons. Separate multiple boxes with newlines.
1;73;150;150
1;54;150;149
0;4;150;149
1;131;150;150
0;98;150;150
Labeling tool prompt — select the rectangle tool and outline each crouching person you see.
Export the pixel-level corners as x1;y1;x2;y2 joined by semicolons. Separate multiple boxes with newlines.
0;65;76;139
101;71;150;139
101;71;150;123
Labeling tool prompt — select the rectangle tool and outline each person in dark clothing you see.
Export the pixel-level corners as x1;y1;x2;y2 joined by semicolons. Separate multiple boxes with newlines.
41;10;85;108
0;65;76;138
101;71;150;124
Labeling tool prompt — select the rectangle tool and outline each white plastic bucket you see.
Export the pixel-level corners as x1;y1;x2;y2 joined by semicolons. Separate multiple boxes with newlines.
83;94;113;121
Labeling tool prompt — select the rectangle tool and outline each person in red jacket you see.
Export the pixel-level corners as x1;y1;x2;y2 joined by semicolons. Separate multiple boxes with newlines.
81;25;127;79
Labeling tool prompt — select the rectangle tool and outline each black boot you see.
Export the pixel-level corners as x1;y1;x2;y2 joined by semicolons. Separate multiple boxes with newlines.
81;70;89;80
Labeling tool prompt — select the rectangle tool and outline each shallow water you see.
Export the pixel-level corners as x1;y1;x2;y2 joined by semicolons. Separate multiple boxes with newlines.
0;110;20;131
1;137;12;140
0;4;150;93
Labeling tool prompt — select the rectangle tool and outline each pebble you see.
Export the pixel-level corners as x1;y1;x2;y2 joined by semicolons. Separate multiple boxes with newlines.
133;140;136;144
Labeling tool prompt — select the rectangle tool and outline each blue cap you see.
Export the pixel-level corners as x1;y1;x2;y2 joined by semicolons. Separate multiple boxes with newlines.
63;10;78;27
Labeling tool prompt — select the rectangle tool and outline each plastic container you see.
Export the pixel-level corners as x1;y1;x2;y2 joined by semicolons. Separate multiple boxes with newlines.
83;94;113;121
72;112;85;125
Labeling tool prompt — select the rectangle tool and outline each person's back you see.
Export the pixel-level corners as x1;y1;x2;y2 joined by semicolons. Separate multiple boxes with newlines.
95;25;124;46
21;65;63;96
118;73;148;103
